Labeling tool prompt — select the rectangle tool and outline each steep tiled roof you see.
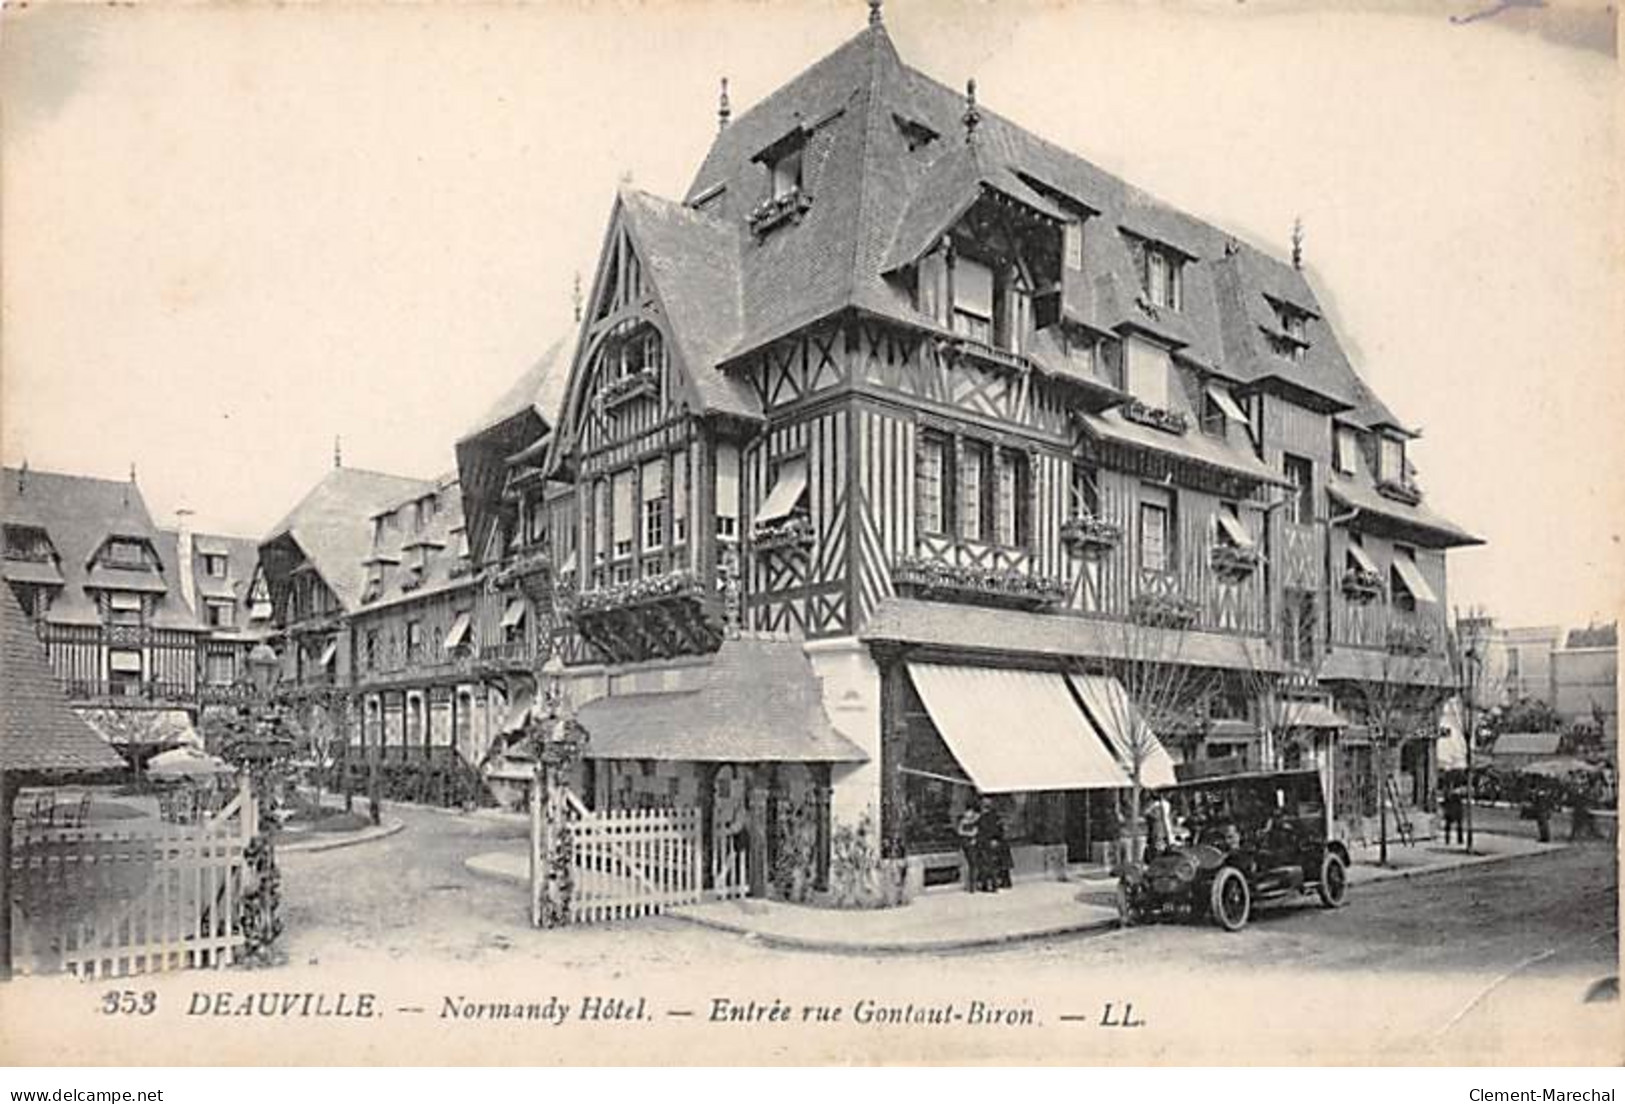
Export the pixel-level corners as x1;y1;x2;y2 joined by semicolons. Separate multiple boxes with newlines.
355;473;475;612
1565;623;1617;650
653;22;1411;431
461;334;576;445
1327;476;1482;548
0;585;124;776
1;467;200;631
261;466;434;613
576;639;867;762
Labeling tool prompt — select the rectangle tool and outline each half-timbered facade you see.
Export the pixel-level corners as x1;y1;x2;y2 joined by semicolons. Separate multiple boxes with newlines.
473;9;1481;896
0;466;272;762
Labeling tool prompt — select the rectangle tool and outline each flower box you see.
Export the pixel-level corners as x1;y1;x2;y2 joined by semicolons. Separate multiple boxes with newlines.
892;556;1066;611
1060;515;1122;557
1375;478;1423;506
599;367;658;410
1209;544;1261;577
752;513;814;554
1340;567;1384;603
1129;592;1201;629
748;190;813;235
1386;622;1434;656
576;569;703;615
1120;398;1189;436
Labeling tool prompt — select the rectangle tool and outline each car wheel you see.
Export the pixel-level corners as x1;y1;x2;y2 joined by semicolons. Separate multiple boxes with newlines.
1316;851;1349;909
1209;867;1251;932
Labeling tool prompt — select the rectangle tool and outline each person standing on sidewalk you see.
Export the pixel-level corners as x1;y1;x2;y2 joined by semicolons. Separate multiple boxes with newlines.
957;803;984;892
1442;785;1465;846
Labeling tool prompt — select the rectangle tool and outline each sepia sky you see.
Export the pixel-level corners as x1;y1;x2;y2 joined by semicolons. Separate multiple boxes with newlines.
2;0;1620;629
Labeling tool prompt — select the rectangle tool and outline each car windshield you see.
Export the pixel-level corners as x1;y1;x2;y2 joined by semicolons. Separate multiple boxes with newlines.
1160;771;1325;848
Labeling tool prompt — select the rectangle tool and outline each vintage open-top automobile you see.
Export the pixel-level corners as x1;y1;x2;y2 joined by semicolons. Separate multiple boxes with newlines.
1119;767;1351;931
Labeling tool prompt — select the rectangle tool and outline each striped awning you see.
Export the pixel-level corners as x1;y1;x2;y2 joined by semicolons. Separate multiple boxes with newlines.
1391;557;1439;604
443;612;471;651
1282;701;1349;729
1066;674;1180;789
906;663;1128;792
1346;542;1379;574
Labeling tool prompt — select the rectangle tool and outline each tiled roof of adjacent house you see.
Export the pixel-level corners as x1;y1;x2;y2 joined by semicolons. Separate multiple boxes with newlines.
163;528;269;639
1565;623;1617;650
576;639;867;763
261;466;435;613
1;466;201;630
355;472;475;612
0;585;124;776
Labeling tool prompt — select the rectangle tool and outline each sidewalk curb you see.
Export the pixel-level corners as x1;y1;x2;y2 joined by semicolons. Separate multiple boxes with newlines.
465;853;526;885
1351;840;1565;887
666;908;1124;956
281;817;406;854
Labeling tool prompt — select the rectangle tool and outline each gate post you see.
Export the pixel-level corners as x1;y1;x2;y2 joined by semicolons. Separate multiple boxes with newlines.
747;764;769;898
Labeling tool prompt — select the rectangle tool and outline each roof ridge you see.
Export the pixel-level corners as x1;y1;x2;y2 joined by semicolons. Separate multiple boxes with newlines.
845;25;898;308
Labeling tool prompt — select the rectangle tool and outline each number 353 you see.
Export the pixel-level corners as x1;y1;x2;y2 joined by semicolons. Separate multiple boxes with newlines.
101;990;158;1015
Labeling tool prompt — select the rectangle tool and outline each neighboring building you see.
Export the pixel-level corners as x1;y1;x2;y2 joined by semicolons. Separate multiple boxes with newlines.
165;522;275;713
1458;616;1560;711
346;472;495;803
257;464;436;749
466;10;1480;894
1553;622;1617;751
1;466;229;761
1486;731;1562;768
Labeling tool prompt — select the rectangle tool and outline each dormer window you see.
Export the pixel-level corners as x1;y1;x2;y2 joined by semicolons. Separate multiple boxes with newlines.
202;553;228;578
1270;299;1312;362
1136;241;1184;311
1123;337;1171;410
1335;425;1361;475
951;256;995;344
771;147;803;201
104;538;145;568
1378;435;1405;483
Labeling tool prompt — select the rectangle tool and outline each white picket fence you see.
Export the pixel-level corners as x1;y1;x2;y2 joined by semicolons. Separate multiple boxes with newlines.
567;804;705;925
10;780;258;978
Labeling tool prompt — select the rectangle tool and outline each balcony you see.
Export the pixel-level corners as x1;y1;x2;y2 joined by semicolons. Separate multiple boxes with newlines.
573;569;722;663
891;556;1067;612
938;334;1031;376
1060;514;1122;558
478;640;536;673
598;367;659;411
494;545;554;602
1385;620;1437;657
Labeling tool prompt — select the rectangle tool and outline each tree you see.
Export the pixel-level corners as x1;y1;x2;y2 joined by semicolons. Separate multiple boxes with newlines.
1095;599;1221;868
1343;633;1452;865
1497;696;1561;735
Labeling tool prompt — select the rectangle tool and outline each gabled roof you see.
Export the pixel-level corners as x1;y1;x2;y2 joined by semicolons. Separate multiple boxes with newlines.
0;585;124;776
1;466;200;630
461;334;577;447
261;466;434;613
163;528;269;639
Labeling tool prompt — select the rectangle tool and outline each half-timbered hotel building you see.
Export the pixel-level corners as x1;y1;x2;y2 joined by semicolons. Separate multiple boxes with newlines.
462;8;1481;895
1;465;271;762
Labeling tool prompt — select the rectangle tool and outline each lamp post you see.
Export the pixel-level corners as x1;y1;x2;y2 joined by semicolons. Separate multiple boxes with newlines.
229;640;292;964
528;643;587;929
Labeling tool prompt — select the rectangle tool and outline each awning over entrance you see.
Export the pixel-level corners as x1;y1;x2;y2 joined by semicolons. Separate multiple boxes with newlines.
906;663;1128;792
576;640;867;763
497;682;535;736
1283;701;1349;729
1066;674;1179;789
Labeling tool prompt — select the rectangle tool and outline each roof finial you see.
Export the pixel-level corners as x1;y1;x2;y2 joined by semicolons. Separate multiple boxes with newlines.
717;77;731;133
129;461;137;485
16;459;26;496
1291;216;1304;271
962;78;981;145
572;271;583;323
333;435;343;469
868;0;883;27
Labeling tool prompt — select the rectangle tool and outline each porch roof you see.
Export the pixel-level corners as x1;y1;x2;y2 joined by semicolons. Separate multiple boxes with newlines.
0;588;124;777
575;640;867;763
1318;647;1456;688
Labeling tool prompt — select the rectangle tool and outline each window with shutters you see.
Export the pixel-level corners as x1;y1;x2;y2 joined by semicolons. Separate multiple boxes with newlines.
1124;337;1171;410
641;459;665;553
917;434;947;536
1139;485;1175;572
1137;241;1184;310
1283;453;1314;525
714;441;740;541
1335;425;1360;475
672;450;689;545
951;256;995;344
1379;435;1406;483
992;450;1029;548
958;442;987;542
611;471;635;560
107;590;144;626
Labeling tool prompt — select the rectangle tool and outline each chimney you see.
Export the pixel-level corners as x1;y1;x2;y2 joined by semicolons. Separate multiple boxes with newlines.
175;508;197;617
